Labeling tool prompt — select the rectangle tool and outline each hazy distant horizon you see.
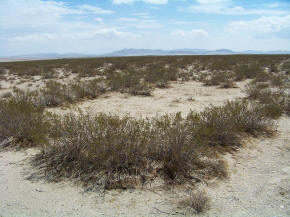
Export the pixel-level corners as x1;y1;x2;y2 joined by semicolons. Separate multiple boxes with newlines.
1;0;290;56
2;48;290;59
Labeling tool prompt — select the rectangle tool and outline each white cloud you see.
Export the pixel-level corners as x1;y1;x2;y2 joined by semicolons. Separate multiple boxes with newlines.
117;17;163;29
181;0;288;15
171;29;208;37
132;12;150;19
0;0;114;29
94;18;104;23
169;19;208;26
0;0;137;55
113;0;135;4
144;0;168;4
228;15;290;37
197;0;227;3
9;29;138;42
113;0;168;5
79;5;114;14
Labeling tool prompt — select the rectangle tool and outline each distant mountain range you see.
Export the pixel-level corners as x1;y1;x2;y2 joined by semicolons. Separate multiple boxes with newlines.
1;49;290;61
102;48;290;56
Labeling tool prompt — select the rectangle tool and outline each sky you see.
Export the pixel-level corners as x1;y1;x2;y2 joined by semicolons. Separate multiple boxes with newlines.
1;0;290;56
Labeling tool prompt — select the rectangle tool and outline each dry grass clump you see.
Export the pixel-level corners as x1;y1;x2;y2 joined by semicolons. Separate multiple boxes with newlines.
0;97;48;147
31;99;274;190
178;190;210;214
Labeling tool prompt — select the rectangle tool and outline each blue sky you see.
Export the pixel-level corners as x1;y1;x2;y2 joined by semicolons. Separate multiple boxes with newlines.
1;0;290;56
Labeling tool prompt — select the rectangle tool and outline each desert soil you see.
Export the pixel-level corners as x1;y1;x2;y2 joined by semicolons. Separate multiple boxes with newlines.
48;80;248;117
0;81;289;217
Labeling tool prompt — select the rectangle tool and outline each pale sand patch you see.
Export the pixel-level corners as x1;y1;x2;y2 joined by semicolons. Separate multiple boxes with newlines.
202;116;290;217
48;80;248;117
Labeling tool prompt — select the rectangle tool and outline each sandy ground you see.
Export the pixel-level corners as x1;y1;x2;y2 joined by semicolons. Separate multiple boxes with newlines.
0;80;289;217
203;116;290;217
49;80;248;117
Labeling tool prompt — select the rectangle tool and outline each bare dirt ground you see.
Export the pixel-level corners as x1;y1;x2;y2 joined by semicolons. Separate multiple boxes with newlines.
0;80;289;217
203;116;290;217
49;80;248;117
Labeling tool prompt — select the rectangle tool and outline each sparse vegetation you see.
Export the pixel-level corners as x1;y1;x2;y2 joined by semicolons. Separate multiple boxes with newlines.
29;99;275;190
179;190;210;214
0;55;288;216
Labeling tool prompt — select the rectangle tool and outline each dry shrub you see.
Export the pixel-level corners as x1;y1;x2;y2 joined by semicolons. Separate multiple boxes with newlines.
245;83;286;118
156;80;169;88
128;84;152;96
270;74;285;87
1;92;12;98
33;112;152;188
190;100;274;146
245;82;274;98
179;190;210;214
69;79;104;99
282;61;290;74
0;97;48;146
234;64;263;81
203;71;233;86
149;113;198;182
32;99;274;189
39;81;72;106
107;68;141;91
0;68;5;75
283;98;290;115
220;80;236;88
8;79;106;107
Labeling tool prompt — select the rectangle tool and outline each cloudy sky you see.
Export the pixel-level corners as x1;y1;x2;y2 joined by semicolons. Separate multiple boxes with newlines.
1;0;290;56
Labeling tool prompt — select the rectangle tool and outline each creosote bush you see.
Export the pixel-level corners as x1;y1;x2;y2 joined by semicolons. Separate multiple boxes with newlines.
0;97;48;146
32;99;274;190
245;83;288;118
